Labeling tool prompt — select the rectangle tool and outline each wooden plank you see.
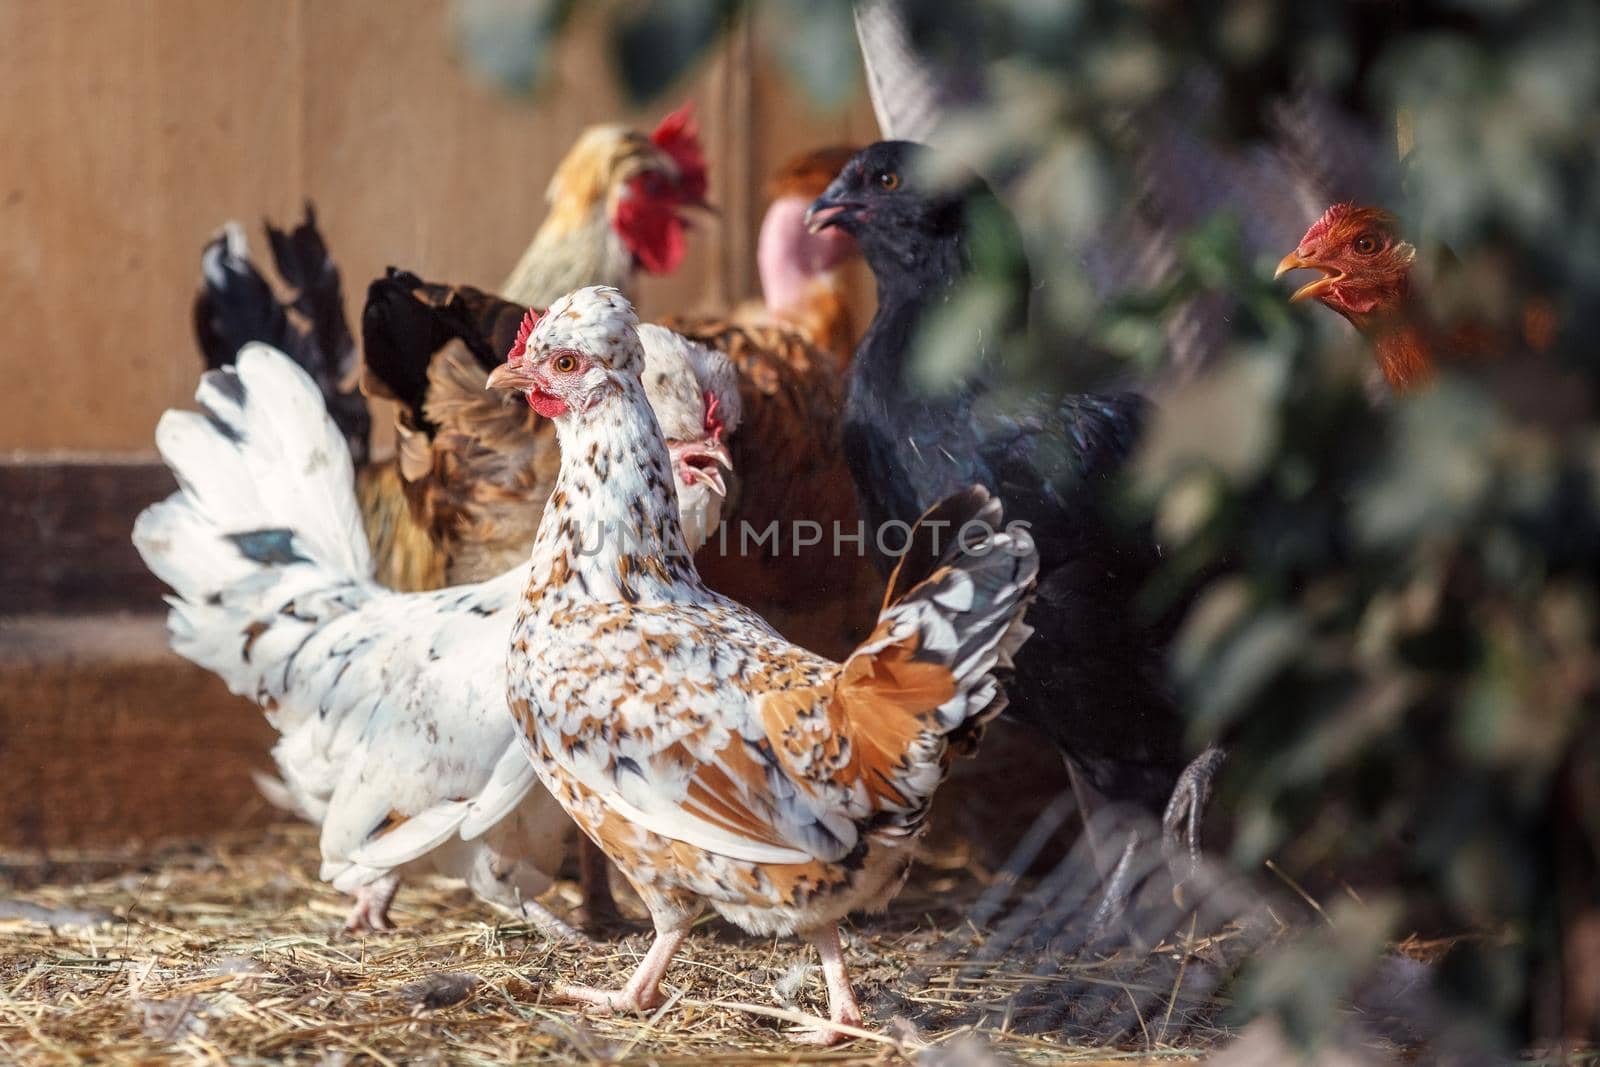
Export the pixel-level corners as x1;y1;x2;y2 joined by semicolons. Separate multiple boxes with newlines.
0;0;876;456
297;3;730;326
0;615;282;850
0;0;300;453
0;459;174;615
745;15;883;330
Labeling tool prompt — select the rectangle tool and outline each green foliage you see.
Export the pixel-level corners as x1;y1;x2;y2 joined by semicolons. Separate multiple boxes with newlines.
862;0;1600;1049
452;0;576;95
760;0;861;111
450;0;1600;1049
608;0;740;104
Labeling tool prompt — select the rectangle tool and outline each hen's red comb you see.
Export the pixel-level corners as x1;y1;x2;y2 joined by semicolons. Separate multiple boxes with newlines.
703;389;725;440
1300;202;1354;245
651;101;708;203
509;307;542;362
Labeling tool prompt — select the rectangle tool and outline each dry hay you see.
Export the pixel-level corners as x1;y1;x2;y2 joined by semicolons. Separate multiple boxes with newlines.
0;823;1248;1064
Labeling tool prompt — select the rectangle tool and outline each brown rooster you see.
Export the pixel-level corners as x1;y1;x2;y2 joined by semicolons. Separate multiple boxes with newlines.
1276;202;1575;421
1275;203;1435;391
499;103;709;307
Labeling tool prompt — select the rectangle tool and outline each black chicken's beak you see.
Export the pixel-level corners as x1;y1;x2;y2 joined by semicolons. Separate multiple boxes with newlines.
805;184;861;235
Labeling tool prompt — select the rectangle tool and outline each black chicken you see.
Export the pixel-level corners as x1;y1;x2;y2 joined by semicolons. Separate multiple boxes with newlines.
808;141;1221;885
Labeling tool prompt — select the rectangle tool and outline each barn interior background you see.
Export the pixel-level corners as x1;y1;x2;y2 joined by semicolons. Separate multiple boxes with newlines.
4;0;1600;1063
0;0;879;845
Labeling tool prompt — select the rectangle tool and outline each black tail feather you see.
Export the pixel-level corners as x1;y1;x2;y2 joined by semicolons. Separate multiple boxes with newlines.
880;485;1002;611
193;225;288;371
191;204;370;465
266;202;357;387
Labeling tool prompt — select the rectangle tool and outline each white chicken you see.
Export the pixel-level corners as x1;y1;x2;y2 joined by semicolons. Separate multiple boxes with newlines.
133;324;739;933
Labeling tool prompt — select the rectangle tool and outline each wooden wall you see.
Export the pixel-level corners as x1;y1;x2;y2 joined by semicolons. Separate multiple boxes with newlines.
0;0;878;455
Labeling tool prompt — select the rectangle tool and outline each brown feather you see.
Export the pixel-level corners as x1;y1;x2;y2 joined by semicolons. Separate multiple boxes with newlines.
355;463;446;593
659;316;881;659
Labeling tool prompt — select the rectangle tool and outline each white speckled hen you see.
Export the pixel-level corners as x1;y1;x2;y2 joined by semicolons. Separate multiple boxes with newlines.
490;286;1037;1044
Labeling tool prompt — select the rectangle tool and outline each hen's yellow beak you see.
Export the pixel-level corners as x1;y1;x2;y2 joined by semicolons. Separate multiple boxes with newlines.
1275;252;1341;303
486;361;539;391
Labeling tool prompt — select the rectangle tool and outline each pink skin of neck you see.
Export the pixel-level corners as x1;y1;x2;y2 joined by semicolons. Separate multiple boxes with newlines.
757;195;858;316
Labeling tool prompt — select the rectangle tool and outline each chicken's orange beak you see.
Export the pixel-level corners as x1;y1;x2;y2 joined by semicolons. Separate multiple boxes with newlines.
485;360;540;392
1275;251;1342;303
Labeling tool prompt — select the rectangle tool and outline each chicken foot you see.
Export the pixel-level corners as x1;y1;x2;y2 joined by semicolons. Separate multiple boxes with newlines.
516;898;586;942
792;923;864;1046
1162;745;1226;877
551;918;690;1014
344;874;401;933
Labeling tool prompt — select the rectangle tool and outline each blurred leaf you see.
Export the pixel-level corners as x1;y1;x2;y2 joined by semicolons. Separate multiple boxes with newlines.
762;0;860;110
1353;382;1500;550
1135;351;1285;488
1238;897;1401;1049
609;0;739;105
453;0;575;95
911;279;1015;391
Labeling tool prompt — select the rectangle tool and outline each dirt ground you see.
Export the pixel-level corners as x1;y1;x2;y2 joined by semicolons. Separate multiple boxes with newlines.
0;823;1242;1064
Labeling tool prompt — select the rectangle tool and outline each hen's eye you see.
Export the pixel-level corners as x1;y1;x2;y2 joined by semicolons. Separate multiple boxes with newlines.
553;354;579;374
876;170;901;191
1353;234;1380;255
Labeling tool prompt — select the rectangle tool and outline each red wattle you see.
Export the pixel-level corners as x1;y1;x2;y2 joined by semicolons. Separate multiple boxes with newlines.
615;180;689;276
527;388;570;419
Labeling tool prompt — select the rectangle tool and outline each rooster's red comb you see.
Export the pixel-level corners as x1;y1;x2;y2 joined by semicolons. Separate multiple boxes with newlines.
1300;202;1355;245
1300;202;1399;246
651;101;708;203
509;307;543;362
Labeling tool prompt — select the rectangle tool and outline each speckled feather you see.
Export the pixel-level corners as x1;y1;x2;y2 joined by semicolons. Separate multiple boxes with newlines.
508;288;1038;938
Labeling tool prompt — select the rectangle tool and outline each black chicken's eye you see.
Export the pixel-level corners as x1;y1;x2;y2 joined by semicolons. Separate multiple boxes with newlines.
876;170;901;191
553;354;579;374
1353;234;1380;255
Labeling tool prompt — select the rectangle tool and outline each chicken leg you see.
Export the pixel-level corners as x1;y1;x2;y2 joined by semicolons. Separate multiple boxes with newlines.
461;843;586;942
551;911;694;1014
1162;745;1226;877
344;874;401;933
793;923;863;1046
